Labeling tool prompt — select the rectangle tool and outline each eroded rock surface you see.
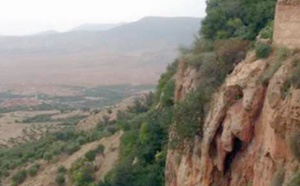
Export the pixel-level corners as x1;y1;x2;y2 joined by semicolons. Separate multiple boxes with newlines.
166;52;300;186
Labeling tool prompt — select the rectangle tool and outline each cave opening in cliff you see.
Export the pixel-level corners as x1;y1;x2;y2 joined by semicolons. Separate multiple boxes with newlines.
224;138;242;173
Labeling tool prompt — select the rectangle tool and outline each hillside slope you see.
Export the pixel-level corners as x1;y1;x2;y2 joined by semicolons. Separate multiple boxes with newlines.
5;131;123;186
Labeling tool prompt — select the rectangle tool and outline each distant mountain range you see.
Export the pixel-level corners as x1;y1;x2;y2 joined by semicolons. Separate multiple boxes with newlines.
0;17;200;54
71;23;124;31
0;17;201;88
32;30;59;36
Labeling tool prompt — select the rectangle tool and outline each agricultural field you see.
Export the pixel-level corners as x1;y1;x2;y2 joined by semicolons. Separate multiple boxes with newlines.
0;84;154;147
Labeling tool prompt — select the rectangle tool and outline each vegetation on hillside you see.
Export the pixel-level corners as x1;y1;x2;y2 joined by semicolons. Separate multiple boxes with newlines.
0;85;154;114
202;0;276;40
0;125;115;185
99;73;174;186
23;114;87;125
168;0;277;147
109;0;279;184
0;0;281;185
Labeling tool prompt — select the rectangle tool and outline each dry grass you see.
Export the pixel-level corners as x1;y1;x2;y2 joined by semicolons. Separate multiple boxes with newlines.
271;168;285;186
288;132;300;162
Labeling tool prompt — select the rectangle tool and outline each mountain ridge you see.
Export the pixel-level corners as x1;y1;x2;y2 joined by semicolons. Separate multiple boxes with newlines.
0;16;201;53
71;23;123;32
0;16;201;88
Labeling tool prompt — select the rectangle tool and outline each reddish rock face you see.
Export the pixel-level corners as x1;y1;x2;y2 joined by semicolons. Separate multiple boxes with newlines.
165;52;300;186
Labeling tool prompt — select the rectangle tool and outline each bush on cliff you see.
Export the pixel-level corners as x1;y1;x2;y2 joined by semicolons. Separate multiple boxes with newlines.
259;21;274;39
290;62;300;89
156;60;178;105
288;171;300;186
173;84;211;142
28;164;40;177
255;43;272;59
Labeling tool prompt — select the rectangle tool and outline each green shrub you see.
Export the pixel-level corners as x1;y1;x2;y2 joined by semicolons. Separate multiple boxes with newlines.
55;129;76;141
201;0;276;40
214;39;250;65
128;99;148;114
43;152;54;162
173;85;211;143
76;136;88;145
70;160;95;185
159;79;175;107
85;150;97;162
55;173;65;186
65;142;80;155
184;52;216;69
281;80;291;99
290;63;300;89
260;60;282;85
50;142;67;155
288;171;300;186
291;57;300;67
156;60;178;103
11;170;27;185
57;165;67;174
95;144;105;154
107;109;112;114
255;43;272;59
260;48;291;91
85;144;105;162
105;125;118;134
58;115;87;126
277;47;289;61
28;164;40;177
192;38;214;54
259;21;274;39
23;114;53;123
0;168;9;178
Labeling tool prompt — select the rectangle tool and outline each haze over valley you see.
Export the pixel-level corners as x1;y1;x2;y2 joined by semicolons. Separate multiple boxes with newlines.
0;17;200;94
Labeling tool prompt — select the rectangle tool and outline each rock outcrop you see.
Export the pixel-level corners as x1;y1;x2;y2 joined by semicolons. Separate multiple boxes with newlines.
166;52;300;186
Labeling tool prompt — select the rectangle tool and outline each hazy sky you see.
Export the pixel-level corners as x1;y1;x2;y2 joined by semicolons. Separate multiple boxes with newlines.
0;0;206;36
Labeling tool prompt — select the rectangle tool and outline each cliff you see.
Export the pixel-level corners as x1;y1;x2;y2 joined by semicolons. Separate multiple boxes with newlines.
166;50;300;186
164;0;300;185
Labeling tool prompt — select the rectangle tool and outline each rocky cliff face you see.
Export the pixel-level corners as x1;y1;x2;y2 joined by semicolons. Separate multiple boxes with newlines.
166;52;300;186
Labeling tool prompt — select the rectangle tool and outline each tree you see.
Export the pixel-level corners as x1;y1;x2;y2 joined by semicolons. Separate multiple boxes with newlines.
201;0;277;40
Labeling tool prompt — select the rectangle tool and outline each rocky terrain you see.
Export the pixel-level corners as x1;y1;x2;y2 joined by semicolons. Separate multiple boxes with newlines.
165;1;300;185
166;51;300;186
